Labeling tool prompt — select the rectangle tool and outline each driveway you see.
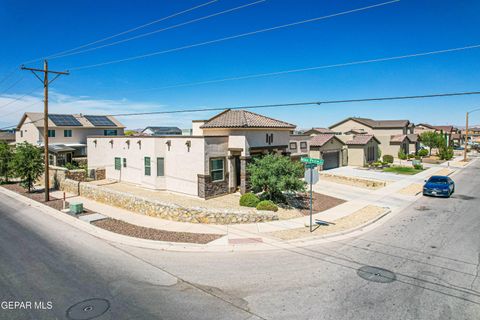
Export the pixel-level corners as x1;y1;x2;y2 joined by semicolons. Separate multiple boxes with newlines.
324;166;406;181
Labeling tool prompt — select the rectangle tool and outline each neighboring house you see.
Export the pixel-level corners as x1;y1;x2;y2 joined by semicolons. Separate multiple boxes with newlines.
414;123;456;147
0;130;15;144
303;127;335;136
308;134;346;170
329;117;412;158
87;109;296;199
16;112;125;166
288;135;310;160
344;135;381;167
463;126;480;144
141;126;182;136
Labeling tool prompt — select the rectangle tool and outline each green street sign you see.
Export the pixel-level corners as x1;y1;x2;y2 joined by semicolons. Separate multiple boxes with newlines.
300;157;324;165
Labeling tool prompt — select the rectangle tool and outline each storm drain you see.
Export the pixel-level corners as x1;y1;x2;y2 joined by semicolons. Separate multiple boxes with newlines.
66;298;110;320
357;266;396;283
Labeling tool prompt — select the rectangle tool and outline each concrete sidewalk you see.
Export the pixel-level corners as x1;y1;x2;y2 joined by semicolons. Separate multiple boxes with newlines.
49;162;460;243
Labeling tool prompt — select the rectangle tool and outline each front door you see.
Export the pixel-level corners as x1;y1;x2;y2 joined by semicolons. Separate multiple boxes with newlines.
235;156;241;190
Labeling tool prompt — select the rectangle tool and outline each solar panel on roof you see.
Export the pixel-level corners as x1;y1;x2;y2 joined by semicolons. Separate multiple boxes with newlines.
84;115;116;127
48;114;82;126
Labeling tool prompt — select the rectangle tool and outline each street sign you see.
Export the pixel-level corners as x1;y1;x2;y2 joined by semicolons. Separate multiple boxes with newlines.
304;167;319;184
301;157;324;165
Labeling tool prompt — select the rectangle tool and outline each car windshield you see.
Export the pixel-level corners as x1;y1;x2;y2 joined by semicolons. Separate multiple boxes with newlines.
428;177;449;184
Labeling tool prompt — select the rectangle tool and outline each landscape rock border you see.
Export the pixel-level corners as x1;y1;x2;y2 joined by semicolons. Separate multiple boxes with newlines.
60;179;278;224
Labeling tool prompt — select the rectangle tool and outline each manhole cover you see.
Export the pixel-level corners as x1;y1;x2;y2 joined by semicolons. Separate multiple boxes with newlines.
415;206;430;211
66;298;110;320
357;266;396;283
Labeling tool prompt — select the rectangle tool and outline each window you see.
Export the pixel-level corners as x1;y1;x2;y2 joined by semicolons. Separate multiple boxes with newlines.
104;129;118;136
265;133;273;145
144;157;151;176
156;157;164;176
123;158;127;168
20;130;23;138
300;142;307;150
114;157;121;170
289;142;297;150
64;129;72;137
48;130;55;137
210;158;224;182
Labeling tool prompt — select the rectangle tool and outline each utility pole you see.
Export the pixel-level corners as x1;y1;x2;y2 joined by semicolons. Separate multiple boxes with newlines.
464;112;469;161
21;60;69;201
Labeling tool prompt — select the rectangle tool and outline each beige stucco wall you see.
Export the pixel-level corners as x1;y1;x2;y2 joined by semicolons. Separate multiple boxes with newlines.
87;136;229;197
330;119;372;134
347;139;379;166
308;138;345;170
15;119;39;144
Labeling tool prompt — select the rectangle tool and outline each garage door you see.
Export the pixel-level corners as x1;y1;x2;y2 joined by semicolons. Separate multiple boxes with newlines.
322;151;339;170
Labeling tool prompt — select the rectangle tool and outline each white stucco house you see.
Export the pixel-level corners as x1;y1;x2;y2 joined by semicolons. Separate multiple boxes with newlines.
87;109;296;199
16;112;125;166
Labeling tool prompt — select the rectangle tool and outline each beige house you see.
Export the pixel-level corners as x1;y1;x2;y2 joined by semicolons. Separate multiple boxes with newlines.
16;112;125;166
288;135;310;160
329;117;413;158
344;135;381;166
308;134;346;170
87;109;296;199
414;123;456;147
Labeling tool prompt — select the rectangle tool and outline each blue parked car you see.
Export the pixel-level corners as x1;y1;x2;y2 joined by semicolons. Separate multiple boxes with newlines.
423;176;455;197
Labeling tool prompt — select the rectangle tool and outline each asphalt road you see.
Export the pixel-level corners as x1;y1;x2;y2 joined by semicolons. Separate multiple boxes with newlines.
1;160;479;319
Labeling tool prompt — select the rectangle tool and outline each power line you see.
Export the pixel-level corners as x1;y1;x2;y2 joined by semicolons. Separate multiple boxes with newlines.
127;43;480;93
69;0;401;71
21;0;219;65
0;69;18;87
1;100;43;118
0;76;25;95
1;89;479;131
48;0;267;60
106;90;480;117
0;87;41;110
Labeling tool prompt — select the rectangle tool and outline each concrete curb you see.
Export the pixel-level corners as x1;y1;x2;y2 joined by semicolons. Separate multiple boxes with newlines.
0;186;397;252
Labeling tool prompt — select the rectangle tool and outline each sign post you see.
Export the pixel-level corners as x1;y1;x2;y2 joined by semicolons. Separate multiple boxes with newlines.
301;157;323;232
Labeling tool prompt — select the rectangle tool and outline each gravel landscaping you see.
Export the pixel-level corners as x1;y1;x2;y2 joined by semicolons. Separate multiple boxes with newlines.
2;183;67;211
92;218;223;244
284;192;346;216
268;205;388;240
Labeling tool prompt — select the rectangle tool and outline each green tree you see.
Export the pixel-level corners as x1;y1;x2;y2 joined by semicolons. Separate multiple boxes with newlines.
247;154;305;202
0;141;14;183
12;142;44;192
419;131;444;156
124;130;137;136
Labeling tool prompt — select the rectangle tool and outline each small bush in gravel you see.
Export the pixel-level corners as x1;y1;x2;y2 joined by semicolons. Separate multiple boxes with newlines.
418;149;428;157
239;192;260;207
256;200;278;212
382;155;394;163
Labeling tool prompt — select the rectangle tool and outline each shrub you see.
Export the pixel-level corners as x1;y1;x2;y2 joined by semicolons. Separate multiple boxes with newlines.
247;154;305;202
239;192;260;207
418;149;428;157
398;150;407;160
439;146;454;160
382;155;394;164
0;141;14;182
407;153;415;159
413;163;423;170
256;200;278;212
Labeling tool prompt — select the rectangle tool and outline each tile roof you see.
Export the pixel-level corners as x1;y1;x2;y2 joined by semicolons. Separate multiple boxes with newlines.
17;112;125;129
200;109;296;129
307;127;334;134
407;133;419;142
0;131;15;141
390;134;411;143
142;126;182;135
331;117;410;129
345;134;379;145
310;134;336;147
432;125;454;133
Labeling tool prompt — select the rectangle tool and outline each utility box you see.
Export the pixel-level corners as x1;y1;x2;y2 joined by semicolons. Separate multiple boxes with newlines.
69;202;83;215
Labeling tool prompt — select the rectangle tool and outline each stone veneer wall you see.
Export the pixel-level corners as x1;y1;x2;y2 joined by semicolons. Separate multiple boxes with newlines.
197;174;229;199
61;179;278;224
319;173;388;190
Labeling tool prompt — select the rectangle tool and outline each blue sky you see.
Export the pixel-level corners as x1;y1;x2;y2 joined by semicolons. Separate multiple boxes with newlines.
1;0;480;129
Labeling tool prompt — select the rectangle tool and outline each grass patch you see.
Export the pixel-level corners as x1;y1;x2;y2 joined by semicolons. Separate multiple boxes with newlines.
383;166;424;175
